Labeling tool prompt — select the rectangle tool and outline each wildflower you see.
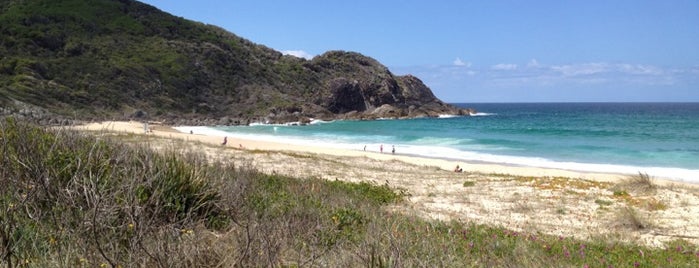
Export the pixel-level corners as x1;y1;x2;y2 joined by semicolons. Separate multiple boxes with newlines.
634;262;639;267
128;223;134;230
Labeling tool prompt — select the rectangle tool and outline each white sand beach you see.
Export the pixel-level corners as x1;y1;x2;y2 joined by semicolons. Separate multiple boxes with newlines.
71;121;699;248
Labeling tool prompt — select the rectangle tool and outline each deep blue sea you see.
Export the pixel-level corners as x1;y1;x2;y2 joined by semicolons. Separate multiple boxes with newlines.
177;103;699;182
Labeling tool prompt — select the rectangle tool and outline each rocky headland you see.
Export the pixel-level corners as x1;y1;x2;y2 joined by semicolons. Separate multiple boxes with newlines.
0;0;472;125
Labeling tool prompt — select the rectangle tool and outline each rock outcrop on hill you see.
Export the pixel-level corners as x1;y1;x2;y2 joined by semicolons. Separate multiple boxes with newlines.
0;0;473;125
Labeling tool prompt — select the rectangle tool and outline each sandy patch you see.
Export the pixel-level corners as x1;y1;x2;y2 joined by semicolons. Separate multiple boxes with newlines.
70;121;699;248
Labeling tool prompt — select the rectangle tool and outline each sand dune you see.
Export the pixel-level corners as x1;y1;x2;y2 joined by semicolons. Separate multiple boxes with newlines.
72;121;699;248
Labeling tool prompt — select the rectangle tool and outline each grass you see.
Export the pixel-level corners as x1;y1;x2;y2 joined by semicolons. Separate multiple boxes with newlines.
615;172;658;194
595;199;614;206
1;118;698;267
616;206;653;230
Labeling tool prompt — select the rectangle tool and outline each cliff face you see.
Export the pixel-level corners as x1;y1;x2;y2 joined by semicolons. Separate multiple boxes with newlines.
0;0;472;125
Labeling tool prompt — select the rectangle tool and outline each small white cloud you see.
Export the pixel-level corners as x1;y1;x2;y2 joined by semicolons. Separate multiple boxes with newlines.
453;57;470;67
527;59;540;68
281;50;314;60
491;63;518;70
618;64;662;75
551;63;608;76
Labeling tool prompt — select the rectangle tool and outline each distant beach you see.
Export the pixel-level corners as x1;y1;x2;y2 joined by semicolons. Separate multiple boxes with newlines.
179;103;699;183
71;120;699;248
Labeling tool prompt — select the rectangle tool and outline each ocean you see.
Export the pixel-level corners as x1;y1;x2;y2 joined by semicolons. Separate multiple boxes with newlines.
176;103;699;183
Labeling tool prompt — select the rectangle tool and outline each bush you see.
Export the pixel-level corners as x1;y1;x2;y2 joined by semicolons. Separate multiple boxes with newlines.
0;118;229;267
2;118;697;267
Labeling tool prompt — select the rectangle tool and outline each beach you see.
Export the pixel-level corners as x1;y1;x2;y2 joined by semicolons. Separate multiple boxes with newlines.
72;121;699;248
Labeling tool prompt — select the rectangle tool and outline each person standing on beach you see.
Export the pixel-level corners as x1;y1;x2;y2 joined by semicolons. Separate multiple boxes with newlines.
222;136;227;146
364;145;366;151
392;145;395;154
380;144;383;153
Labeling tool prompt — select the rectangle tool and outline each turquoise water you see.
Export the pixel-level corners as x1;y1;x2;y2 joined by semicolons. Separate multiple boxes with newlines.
183;103;699;182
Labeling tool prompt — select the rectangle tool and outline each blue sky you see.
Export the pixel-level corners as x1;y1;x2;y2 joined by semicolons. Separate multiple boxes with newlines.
139;0;699;102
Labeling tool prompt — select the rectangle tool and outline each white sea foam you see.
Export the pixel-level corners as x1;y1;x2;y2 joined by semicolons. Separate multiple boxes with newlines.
397;144;699;183
471;112;496;116
173;126;699;184
310;119;334;124
438;114;460;118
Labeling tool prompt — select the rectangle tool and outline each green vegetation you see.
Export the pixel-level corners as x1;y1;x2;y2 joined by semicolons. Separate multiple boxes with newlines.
1;118;698;267
0;0;313;119
1;0;459;122
595;199;613;206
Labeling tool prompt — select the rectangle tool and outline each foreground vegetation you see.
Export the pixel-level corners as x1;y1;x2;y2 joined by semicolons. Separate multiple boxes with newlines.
1;118;698;267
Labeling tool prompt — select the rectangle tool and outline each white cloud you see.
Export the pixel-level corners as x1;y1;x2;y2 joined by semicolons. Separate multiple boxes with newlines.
453;57;470;67
392;61;687;93
491;63;518;70
618;64;663;75
281;50;314;60
527;59;540;68
551;63;609;76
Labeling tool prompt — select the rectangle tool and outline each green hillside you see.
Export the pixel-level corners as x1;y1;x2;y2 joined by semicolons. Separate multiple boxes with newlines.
0;0;470;124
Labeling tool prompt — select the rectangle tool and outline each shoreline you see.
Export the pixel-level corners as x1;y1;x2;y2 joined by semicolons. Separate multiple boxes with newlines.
68;121;699;248
177;123;697;186
72;121;694;187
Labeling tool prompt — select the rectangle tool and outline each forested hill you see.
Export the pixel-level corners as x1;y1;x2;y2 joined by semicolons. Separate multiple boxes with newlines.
0;0;472;125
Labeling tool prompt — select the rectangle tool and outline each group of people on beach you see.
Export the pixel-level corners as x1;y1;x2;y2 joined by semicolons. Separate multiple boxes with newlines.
365;144;395;154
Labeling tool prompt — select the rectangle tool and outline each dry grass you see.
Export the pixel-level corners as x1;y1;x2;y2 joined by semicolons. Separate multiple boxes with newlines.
615;172;658;194
615;206;653;230
3;118;698;267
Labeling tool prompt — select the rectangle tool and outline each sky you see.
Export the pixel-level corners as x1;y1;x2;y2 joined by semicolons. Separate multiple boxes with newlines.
139;0;699;102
